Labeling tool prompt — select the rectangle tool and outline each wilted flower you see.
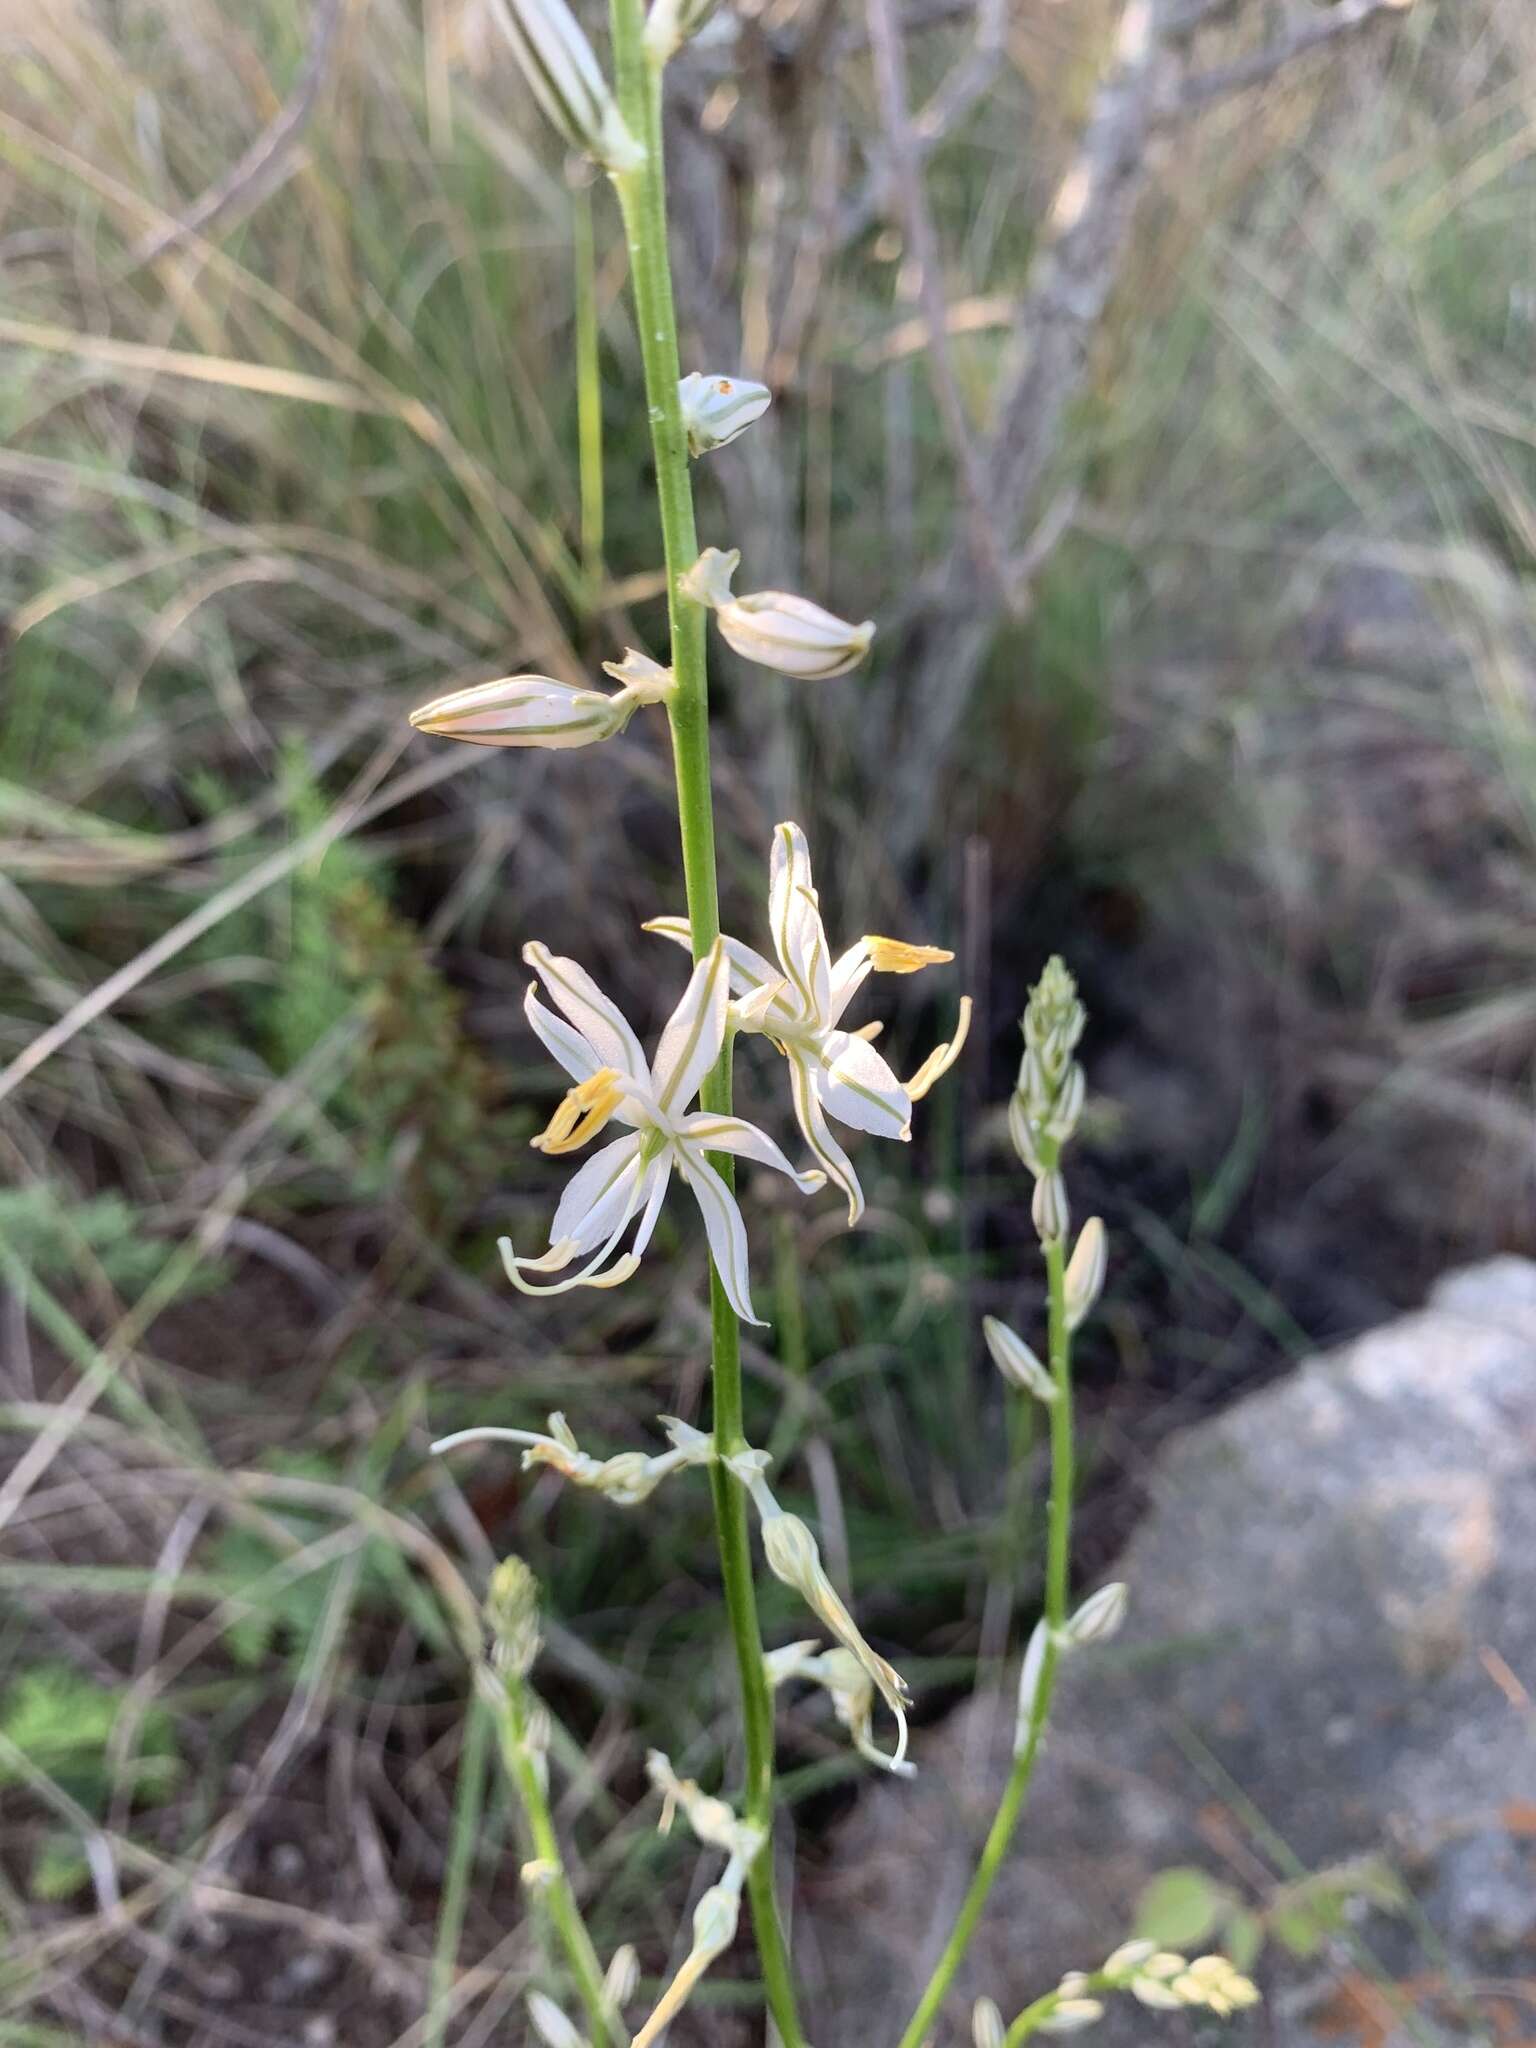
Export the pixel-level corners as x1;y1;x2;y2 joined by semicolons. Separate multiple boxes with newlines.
632;1758;763;2048
681;547;874;679
481;0;641;167
409;654;672;751
432;1409;715;1506
729;1453;913;1768
762;1639;915;1777
501;938;823;1322
678;372;771;456
647;822;969;1223
983;1315;1057;1403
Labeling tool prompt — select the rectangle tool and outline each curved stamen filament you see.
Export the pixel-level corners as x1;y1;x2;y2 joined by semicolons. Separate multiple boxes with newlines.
906;994;974;1102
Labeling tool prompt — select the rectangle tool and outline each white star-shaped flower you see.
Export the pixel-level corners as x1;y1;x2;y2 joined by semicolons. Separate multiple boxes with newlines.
504;937;822;1324
647;822;969;1224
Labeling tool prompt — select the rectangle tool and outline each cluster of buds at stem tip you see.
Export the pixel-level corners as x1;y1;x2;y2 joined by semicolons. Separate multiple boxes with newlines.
481;0;642;169
408;650;674;752
727;1448;913;1771
1014;1582;1128;1755
1011;955;1087;1181
632;1752;765;2048
432;1411;713;1507
1011;1943;1259;2038
681;546;875;679
678;371;772;456
483;1555;541;1678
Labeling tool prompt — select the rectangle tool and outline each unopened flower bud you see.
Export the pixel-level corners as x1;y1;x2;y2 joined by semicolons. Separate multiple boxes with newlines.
681;547;874;680
484;0;641;167
1103;1940;1157;1978
1040;1999;1105;2033
984;1315;1057;1402
527;1992;582;2048
1009;1091;1044;1175
484;1556;541;1677
1063;1217;1107;1331
1063;1580;1127;1647
973;1996;1005;2048
1032;1170;1069;1246
678;372;772;456
410;672;638;749
603;1944;640;2010
1014;1617;1051;1753
1045;1061;1086;1141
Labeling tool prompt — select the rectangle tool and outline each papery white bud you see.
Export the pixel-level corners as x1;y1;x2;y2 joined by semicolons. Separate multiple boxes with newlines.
1009;1091;1043;1175
1057;1974;1091;1999
603;1944;640;2010
1014;1618;1050;1754
678;371;771;456
972;1996;1005;2048
643;0;725;60
984;1316;1057;1403
484;0;641;168
1039;1999;1104;2033
527;1992;583;2048
409;673;635;749
681;546;874;680
1063;1581;1127;1647
1103;1940;1157;1977
1032;1170;1069;1246
1045;1061;1086;1141
1063;1217;1107;1332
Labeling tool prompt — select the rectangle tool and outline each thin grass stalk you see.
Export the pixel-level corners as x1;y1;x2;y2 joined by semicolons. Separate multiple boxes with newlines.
425;1689;492;2048
896;1229;1076;2048
603;9;808;2041
571;172;606;591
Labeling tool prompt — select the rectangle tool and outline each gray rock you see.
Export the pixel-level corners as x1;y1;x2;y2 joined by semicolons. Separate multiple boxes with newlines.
803;1260;1536;2046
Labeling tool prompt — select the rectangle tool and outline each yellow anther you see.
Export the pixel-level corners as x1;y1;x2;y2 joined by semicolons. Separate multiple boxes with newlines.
531;1067;624;1154
863;935;955;975
905;995;973;1102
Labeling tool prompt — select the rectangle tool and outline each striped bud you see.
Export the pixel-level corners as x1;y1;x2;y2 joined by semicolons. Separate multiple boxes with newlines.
678;372;772;455
1063;1580;1127;1647
1063;1217;1107;1331
1032;1169;1069;1246
410;673;631;749
984;1315;1057;1403
484;0;641;168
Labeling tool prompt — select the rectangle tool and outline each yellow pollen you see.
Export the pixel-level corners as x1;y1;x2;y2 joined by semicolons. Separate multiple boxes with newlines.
531;1067;624;1154
864;935;955;975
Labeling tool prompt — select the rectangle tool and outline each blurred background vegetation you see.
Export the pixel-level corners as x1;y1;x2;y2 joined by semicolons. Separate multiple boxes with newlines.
1;0;1532;2040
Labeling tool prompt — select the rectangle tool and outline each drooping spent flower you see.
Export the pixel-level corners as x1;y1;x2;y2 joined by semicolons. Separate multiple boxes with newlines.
728;1448;913;1768
481;0;641;168
633;1753;764;2048
763;1639;916;1777
409;652;672;751
432;1410;715;1506
678;372;772;456
502;937;823;1322
646;821;970;1223
681;547;874;679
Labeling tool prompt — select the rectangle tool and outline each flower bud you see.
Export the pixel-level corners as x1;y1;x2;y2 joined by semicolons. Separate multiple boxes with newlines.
528;1993;582;2048
984;1315;1057;1403
1014;1618;1050;1754
410;673;635;749
1032;1169;1069;1246
643;0;725;62
484;0;641;167
1103;1940;1157;1978
484;1556;541;1677
603;1943;640;2011
678;372;772;456
681;546;874;680
1063;1217;1107;1331
1062;1580;1127;1647
973;1997;1005;2048
1039;1999;1104;2033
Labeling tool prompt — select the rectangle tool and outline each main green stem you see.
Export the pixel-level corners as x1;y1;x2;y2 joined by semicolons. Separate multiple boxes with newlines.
604;15;807;2045
501;1679;618;2047
896;1227;1076;2048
